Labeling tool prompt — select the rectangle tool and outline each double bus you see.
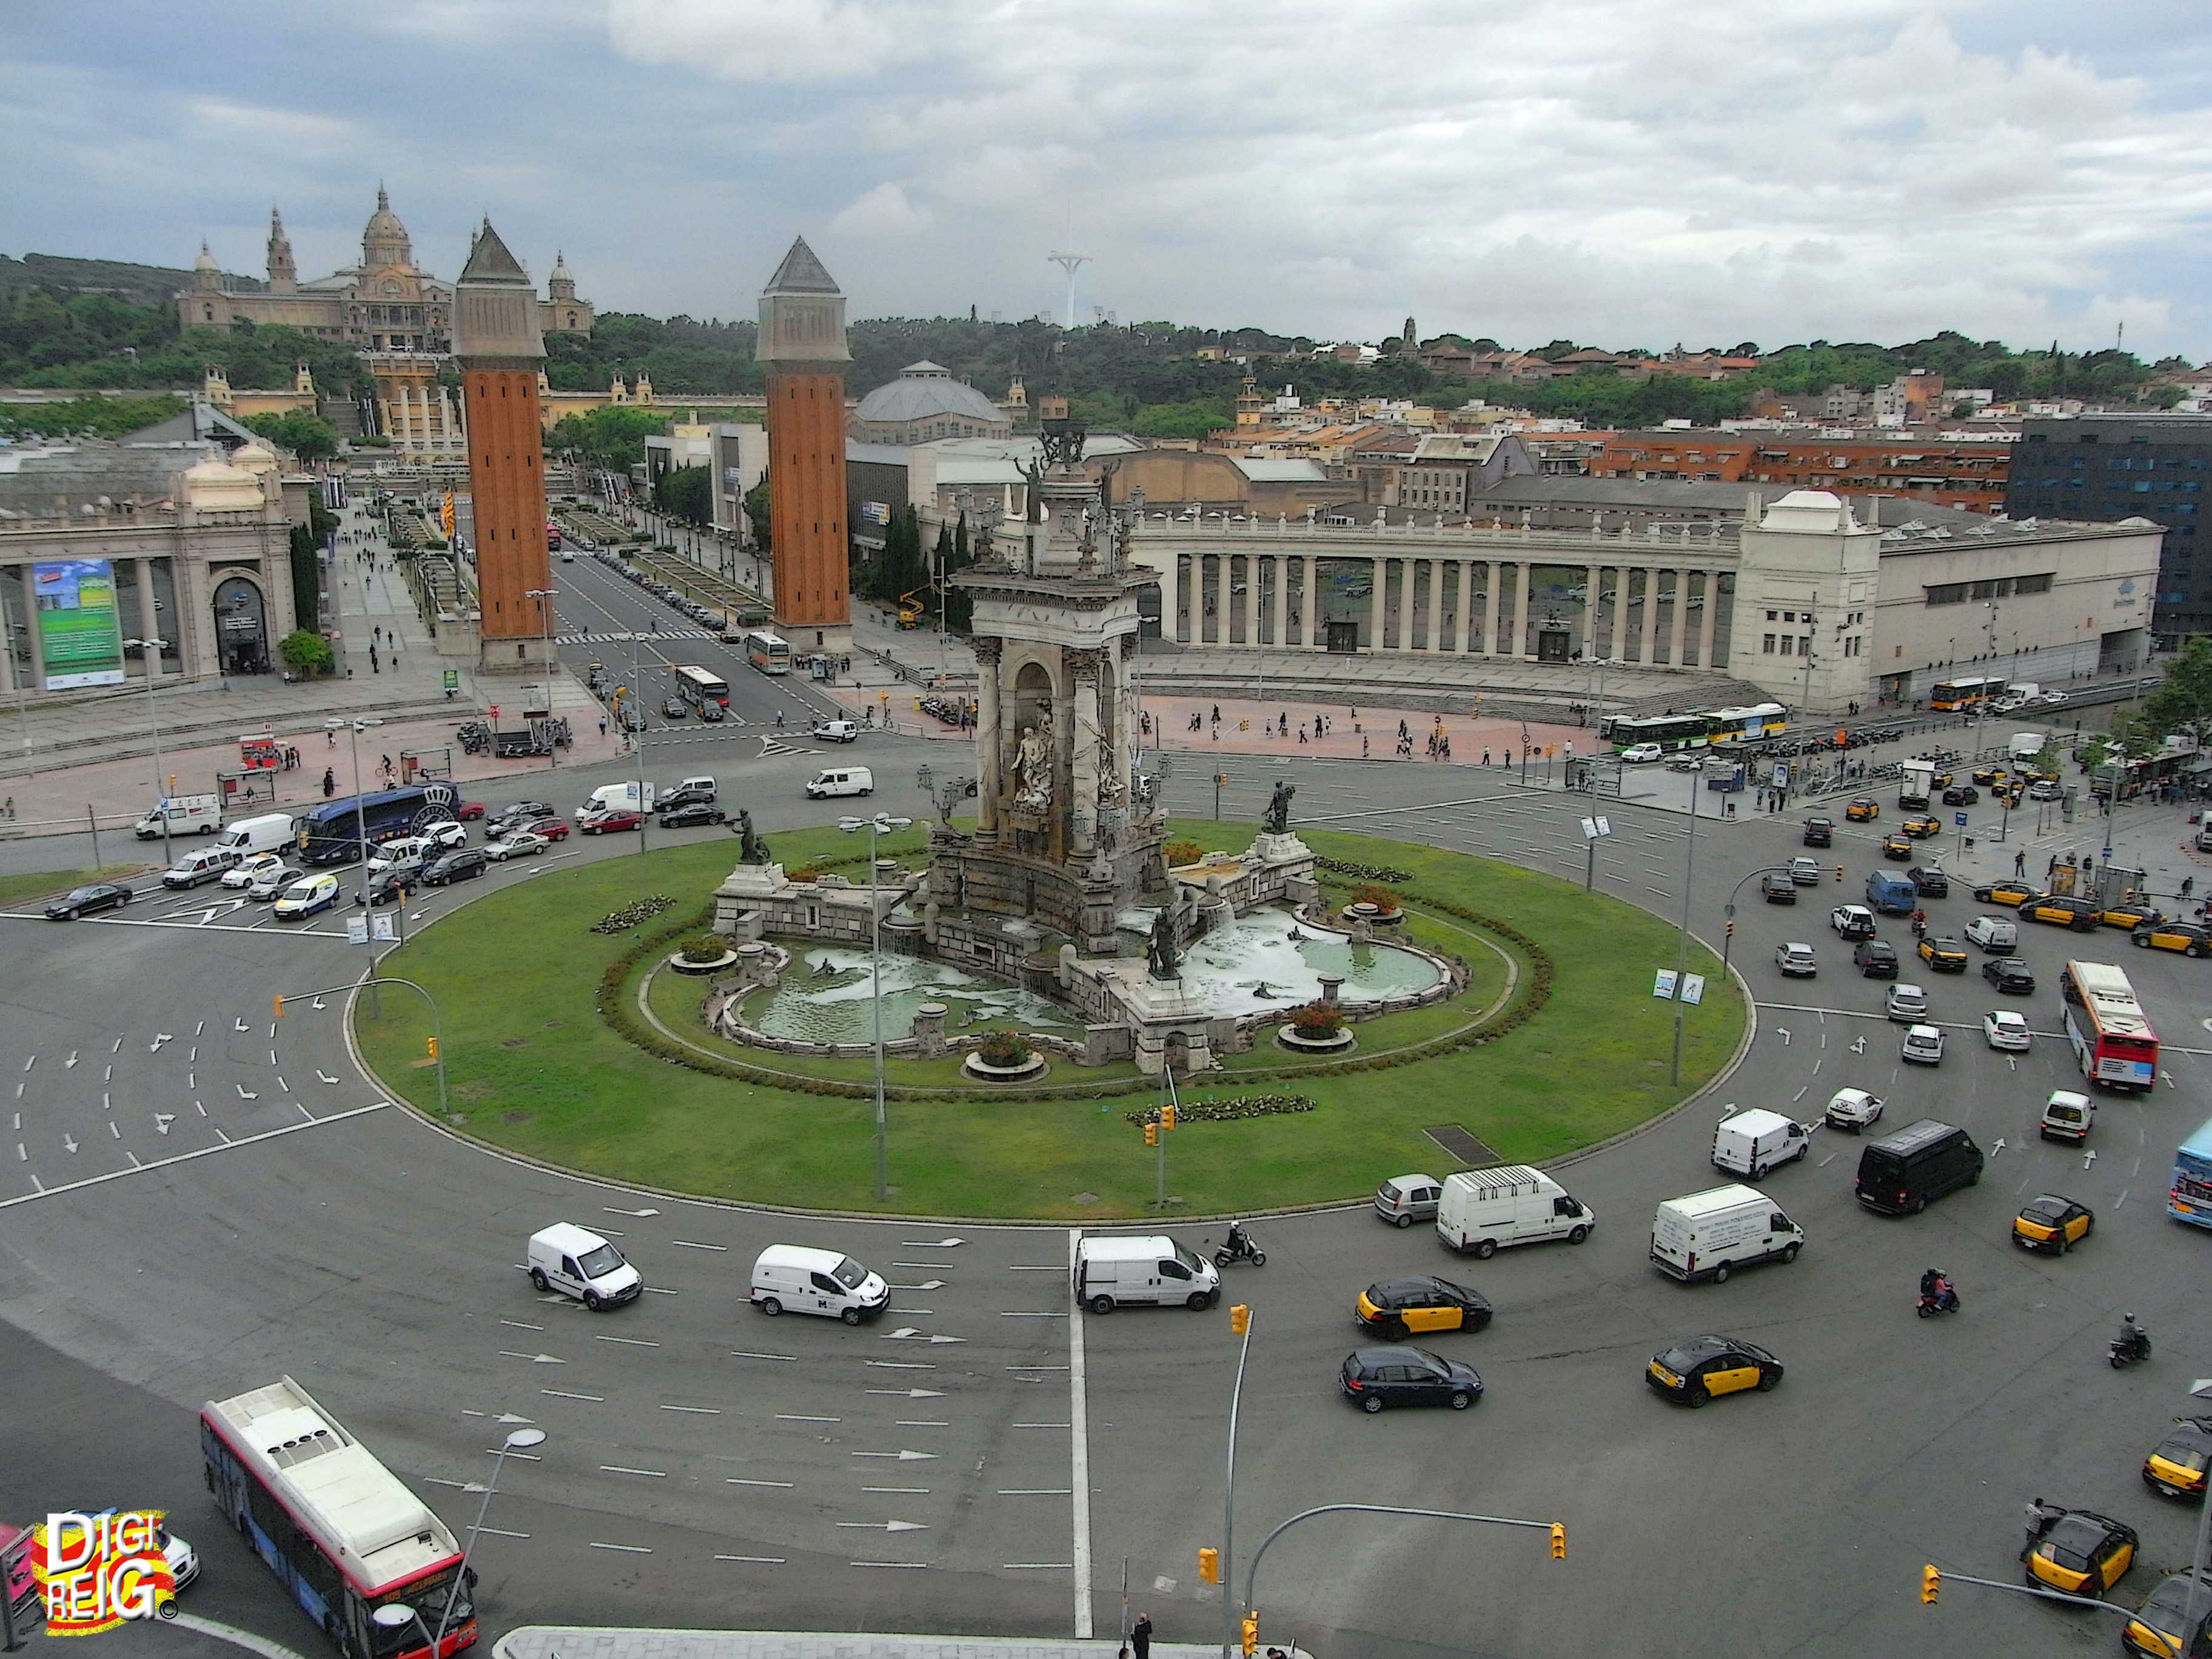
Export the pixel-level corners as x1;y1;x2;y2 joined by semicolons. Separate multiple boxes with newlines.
1599;711;1712;752
2059;960;2159;1091
202;1376;477;1659
1704;702;1791;743
1929;674;2008;712
297;785;455;866
744;629;791;675
672;663;730;711
2171;1117;2212;1228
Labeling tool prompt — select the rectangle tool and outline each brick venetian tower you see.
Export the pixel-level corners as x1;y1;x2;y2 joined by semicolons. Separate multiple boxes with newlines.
453;219;555;672
757;238;852;656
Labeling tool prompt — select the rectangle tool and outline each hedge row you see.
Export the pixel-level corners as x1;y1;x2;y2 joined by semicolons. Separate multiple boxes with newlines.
1122;1093;1317;1126
1315;855;1413;883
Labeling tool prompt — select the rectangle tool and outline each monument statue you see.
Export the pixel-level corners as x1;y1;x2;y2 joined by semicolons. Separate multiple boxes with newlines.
1262;780;1295;836
1011;723;1053;811
1146;905;1181;980
734;808;772;866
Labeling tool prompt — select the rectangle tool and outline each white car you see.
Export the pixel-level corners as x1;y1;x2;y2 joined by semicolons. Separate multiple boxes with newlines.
247;863;306;902
1774;942;1818;977
486;831;551;862
273;873;342;919
2039;691;2068;706
1620;743;1663;763
1902;1024;1946;1065
1831;904;1877;938
1983;1010;2032;1051
1886;982;1929;1022
220;851;287;890
2028;779;2063;800
1823;1088;1886;1133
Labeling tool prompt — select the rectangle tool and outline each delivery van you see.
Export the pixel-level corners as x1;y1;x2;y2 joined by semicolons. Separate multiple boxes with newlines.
1711;1109;1812;1179
1073;1235;1221;1313
805;765;875;799
215;813;295;858
1865;870;1918;914
1650;1184;1805;1284
579;782;656;817
748;1244;890;1324
2009;731;2049;762
1434;1164;1596;1258
1963;914;2018;953
134;795;221;839
161;846;242;889
1854;1118;1983;1215
526;1222;642;1310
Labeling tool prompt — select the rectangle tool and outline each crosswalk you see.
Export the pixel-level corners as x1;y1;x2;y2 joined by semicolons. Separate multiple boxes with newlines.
557;628;716;645
757;736;806;756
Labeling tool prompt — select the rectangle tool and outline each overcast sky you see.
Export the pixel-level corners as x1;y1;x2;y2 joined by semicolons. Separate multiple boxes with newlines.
7;0;2212;360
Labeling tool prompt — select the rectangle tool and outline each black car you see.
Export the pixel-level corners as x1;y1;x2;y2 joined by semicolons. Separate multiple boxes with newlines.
1942;784;1980;806
1801;817;1834;847
1760;873;1797;904
354;867;415;907
1983;956;2036;994
493;801;555;828
1908;866;1950;897
1854;939;1900;978
658;802;726;830
661;780;718;808
44;882;132;920
420;849;489;886
698;701;726;723
1339;1346;1483;1412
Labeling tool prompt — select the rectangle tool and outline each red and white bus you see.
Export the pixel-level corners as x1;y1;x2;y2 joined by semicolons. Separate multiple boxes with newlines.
2060;960;2159;1091
201;1378;477;1659
672;663;730;710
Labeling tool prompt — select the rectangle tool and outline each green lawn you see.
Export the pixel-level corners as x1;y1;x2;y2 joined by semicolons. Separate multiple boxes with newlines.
0;865;146;910
355;819;1743;1218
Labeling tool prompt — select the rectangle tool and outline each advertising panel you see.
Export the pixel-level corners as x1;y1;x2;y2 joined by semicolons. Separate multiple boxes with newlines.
32;560;126;689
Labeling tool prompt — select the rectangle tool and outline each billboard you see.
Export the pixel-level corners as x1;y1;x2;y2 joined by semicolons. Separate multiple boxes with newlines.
31;560;126;689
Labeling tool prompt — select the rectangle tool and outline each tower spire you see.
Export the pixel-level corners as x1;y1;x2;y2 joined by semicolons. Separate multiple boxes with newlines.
266;204;297;293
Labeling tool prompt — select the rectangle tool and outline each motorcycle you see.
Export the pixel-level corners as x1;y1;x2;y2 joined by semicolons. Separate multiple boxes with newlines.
2110;1325;2152;1369
1212;1224;1267;1269
1915;1282;1960;1318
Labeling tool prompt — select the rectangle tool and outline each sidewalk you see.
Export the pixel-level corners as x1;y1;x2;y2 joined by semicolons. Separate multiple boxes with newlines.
494;1632;1282;1659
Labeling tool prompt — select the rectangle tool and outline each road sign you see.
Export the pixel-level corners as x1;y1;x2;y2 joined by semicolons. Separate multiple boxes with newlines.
1680;974;1706;1005
441;669;459;692
371;914;397;942
345;916;369;945
1652;969;1678;1000
1581;815;1613;840
1954;812;1969;826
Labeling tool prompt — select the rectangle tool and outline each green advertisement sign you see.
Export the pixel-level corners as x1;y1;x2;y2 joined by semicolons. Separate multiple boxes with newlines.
32;559;126;689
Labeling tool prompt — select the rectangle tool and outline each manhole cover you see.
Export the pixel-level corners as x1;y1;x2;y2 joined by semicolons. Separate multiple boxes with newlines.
1424;1125;1498;1165
1068;1191;1100;1205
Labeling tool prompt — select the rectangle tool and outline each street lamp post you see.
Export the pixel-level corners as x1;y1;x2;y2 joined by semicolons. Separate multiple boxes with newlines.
840;812;913;1201
1669;778;1703;1087
1218;1304;1255;1659
526;589;557;766
1718;865;1797;985
369;1427;545;1658
327;717;386;1005
124;637;171;866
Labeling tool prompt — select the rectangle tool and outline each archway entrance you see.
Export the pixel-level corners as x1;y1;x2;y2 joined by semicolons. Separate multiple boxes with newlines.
212;576;269;675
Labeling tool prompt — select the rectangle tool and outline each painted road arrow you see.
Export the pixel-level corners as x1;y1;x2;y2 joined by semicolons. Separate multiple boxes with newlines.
902;1237;965;1247
603;1207;662;1217
836;1521;929;1532
888;1281;946;1291
495;1413;536;1424
866;1389;946;1398
154;1114;175;1135
882;1327;965;1344
850;1450;939;1461
498;1352;567;1364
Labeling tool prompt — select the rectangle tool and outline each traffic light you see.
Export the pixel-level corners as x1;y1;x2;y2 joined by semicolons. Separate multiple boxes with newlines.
1920;1564;1940;1604
1162;1102;1177;1131
1834;865;1845;880
1230;1304;1250;1335
1724;920;1734;939
1550;1523;1566;1560
1240;1614;1258;1656
1198;1547;1219;1584
272;994;284;1021
1144;1122;1158;1147
427;1036;439;1061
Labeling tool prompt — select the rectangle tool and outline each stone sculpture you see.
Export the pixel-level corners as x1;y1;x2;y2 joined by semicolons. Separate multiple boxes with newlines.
1262;780;1295;836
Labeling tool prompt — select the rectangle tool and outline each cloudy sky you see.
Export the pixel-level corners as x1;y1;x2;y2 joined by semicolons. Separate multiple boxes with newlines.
7;0;2212;358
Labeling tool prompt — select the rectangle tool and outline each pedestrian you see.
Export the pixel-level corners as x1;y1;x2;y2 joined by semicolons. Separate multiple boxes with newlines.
321;768;335;799
1211;705;1219;723
2014;849;2026;878
776;711;785;729
1483;750;1492;767
2022;1497;2056;1561
1298;728;1307;743
1362;735;1369;757
2185;877;2196;900
2046;856;2057;879
1131;1613;1152;1659
599;715;609;738
370;647;380;674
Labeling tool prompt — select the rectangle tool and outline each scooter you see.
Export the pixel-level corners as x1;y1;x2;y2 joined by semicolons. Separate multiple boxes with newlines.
2110;1324;2152;1368
1212;1224;1266;1269
1915;1283;1960;1318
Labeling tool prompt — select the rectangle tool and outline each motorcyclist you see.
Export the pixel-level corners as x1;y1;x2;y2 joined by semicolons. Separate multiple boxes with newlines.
1223;1219;1249;1259
1910;908;1928;938
1920;1268;1955;1310
2119;1312;2150;1355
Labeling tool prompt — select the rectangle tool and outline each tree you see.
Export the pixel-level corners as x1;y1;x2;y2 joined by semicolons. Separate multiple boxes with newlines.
2138;637;2212;749
276;628;333;677
943;513;974;632
546;404;671;469
287;521;322;631
243;410;339;462
654;462;714;525
743;477;771;552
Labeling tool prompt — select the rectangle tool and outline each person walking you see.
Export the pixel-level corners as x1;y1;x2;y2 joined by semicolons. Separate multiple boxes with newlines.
2184;877;2196;900
1131;1613;1152;1659
599;715;609;739
321;768;335;799
2022;1496;2057;1561
2014;849;2027;878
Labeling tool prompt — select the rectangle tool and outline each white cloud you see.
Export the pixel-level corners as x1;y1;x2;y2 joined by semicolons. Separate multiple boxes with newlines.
830;181;934;238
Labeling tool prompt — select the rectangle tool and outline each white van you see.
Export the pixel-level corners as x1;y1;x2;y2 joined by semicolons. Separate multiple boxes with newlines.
1963;914;2018;953
369;826;466;870
2040;1089;2095;1144
1711;1109;1811;1180
1433;1165;1596;1258
812;720;863;743
2009;731;2049;762
526;1222;642;1310
215;813;295;857
1650;1184;1804;1284
134;795;221;839
748;1244;890;1324
161;846;241;889
806;765;874;799
1073;1235;1221;1313
579;782;655;817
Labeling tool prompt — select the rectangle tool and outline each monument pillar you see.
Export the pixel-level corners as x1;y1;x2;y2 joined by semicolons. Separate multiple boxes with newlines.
756;237;853;658
973;636;1004;840
1069;647;1102;855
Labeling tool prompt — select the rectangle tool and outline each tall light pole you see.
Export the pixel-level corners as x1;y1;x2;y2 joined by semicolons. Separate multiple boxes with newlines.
840;811;912;1201
124;637;171;866
1218;1303;1255;1659
526;589;558;768
1669;776;1702;1087
370;1427;545;1658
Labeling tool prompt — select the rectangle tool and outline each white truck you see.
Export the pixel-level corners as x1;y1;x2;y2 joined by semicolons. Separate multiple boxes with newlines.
1650;1184;1805;1284
1899;757;1936;804
134;795;221;839
1433;1164;1595;1258
580;782;656;817
1711;1109;1812;1179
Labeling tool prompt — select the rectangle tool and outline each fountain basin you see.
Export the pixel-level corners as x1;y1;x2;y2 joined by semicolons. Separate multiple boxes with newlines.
737;947;1075;1044
1114;907;1443;1018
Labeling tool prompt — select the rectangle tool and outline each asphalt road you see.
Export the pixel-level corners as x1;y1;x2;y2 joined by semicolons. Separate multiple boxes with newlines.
2;751;2209;1659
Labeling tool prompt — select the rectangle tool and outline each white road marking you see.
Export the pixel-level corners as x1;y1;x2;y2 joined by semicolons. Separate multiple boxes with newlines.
500;1352;566;1364
850;1450;938;1461
599;1465;666;1478
595;1335;660;1347
0;1103;387;1210
726;1479;793;1488
588;1542;652;1553
715;1555;786;1563
776;1414;840;1423
862;1487;929;1494
498;1320;543;1330
867;1389;945;1398
732;1351;797;1362
662;1404;721;1415
1068;1225;1094;1640
848;1561;928;1569
1002;1311;1069;1318
837;1521;928;1532
671;1239;728;1251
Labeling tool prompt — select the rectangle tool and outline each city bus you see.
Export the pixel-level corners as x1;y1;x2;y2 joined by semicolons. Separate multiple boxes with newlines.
297;785;456;866
1599;712;1712;752
2059;960;2160;1091
744;629;791;675
201;1376;477;1659
1704;702;1791;743
2170;1116;2212;1229
1929;674;2008;712
672;663;730;711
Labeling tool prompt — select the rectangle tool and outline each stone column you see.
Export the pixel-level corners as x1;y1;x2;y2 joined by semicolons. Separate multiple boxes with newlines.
1367;555;1384;650
1159;553;1180;644
973;636;1003;838
1667;568;1689;666
1051;654;1076;864
1513;561;1533;657
1269;555;1287;647
1696;569;1720;668
1583;563;1601;659
1299;554;1319;649
173;543;220;682
1620;566;1643;661
1241;555;1259;646
133;559;161;679
1476;562;1496;654
1424;560;1443;651
1069;647;1102;854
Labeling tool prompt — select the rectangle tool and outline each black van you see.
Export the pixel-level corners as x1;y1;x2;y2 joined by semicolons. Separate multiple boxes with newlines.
1855;1118;1983;1215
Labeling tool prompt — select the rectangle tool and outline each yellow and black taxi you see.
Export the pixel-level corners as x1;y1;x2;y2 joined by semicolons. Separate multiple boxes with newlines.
2142;1416;2212;1501
1845;796;1881;822
2122;1569;2212;1657
1916;936;1969;973
1645;1333;1782;1407
2135;919;2212;959
1972;764;2009;786
2013;1193;2094;1253
1992;781;2026;808
2100;900;2167;931
1928;770;1955;791
1880;833;1915;860
2021;894;2103;933
1974;878;2040;907
2026;1507;2137;1597
1901;814;1943;839
1355;1276;1494;1339
1339;1345;1483;1412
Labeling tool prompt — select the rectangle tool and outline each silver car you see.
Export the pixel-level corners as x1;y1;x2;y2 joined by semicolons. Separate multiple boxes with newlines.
1886;982;1929;1022
1374;1174;1443;1228
247;863;306;901
1774;942;1818;977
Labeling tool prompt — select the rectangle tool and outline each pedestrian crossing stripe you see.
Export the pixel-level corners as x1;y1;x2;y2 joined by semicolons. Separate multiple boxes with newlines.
556;629;714;645
757;737;805;756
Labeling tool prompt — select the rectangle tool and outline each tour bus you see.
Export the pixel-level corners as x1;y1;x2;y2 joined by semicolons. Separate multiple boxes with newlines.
672;663;731;711
297;785;457;866
2170;1116;2212;1228
201;1376;477;1659
744;630;792;675
1599;711;1712;753
1704;702;1791;743
1929;674;2008;712
2059;959;2160;1091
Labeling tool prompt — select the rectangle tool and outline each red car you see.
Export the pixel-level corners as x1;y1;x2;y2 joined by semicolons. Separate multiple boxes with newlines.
455;800;486;822
535;817;572;840
578;809;643;834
